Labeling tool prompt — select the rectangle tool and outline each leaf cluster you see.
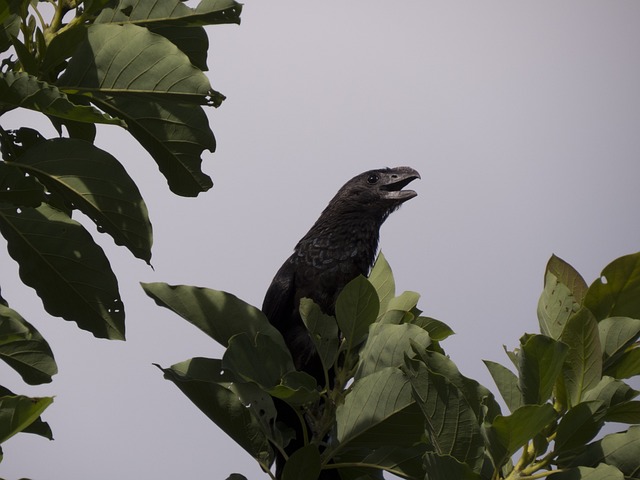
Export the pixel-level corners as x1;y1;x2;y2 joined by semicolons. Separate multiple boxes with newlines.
147;252;640;480
0;0;241;457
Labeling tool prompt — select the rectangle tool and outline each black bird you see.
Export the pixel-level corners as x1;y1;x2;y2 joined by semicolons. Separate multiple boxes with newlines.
262;166;420;478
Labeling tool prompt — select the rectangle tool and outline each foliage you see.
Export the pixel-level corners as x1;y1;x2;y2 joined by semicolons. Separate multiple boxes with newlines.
0;0;241;458
146;251;640;480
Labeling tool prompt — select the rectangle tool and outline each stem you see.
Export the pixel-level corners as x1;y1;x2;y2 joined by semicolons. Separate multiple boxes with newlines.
49;1;67;34
31;3;47;31
293;407;309;446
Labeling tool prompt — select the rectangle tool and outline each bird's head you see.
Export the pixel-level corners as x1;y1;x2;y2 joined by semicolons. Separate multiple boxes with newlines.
330;166;421;217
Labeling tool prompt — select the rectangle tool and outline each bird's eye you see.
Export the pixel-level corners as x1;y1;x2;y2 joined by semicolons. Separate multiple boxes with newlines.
367;173;380;184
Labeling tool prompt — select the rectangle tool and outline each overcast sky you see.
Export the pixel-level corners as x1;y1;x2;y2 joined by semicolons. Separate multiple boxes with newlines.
2;2;640;479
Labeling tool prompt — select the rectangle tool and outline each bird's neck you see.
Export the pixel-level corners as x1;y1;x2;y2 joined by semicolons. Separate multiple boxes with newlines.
303;210;384;272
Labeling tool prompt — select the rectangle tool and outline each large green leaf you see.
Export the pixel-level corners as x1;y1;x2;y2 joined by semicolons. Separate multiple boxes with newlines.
58;24;219;102
417;349;501;423
282;444;321;480
562;425;640;478
0;71;123;126
547;254;589;305
336;367;414;446
92;93;215;197
554;401;607;455
222;332;295;389
411;316;455;341
404;358;485;472
582;376;638;409
0;303;57;385
560;309;603;406
140;283;285;349
483;360;522;413
355;323;431;379
0;395;53;445
518;334;569;405
0;385;52;440
335;275;379;353
0;161;44;207
299;298;339;374
14;138;153;263
95;0;242;27
158;357;273;467
368;252;395;316
598;317;640;363
538;268;581;340
0;203;125;340
585;252;640;321
604;348;640;380
481;404;556;469
336;445;427;479
148;25;209;71
605;401;640;424
552;464;625;480
422;452;483;480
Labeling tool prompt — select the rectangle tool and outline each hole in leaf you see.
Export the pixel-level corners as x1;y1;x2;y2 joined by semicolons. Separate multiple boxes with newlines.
601;275;608;285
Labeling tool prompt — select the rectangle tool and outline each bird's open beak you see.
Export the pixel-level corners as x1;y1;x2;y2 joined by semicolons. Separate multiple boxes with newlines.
381;166;421;202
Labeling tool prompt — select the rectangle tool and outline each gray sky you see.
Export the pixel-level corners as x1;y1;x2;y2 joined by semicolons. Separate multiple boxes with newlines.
2;2;640;479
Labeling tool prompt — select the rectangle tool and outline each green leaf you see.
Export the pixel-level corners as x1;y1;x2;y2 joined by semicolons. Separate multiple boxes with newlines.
269;371;319;406
538;268;581;339
518;334;569;405
411;316;455;341
95;0;242;27
605;401;640;424
555;401;607;455
369;252;395;315
222;332;294;389
422;452;483;480
404;358;485;472
552;464;625;480
483;360;522;413
0;71;123;126
416;349;501;423
0;304;57;385
92;94;215;197
58;24;218;102
14;138;153;263
582;376;638;409
481;404;556;469
299;298;339;374
0;162;44;207
282;444;321;480
547;254;589;305
0;203;125;340
585;252;640;321
0;385;52;441
562;425;640;477
335;275;379;353
40;25;88;76
598;317;640;360
604;348;640;379
355;323;431;379
141;283;285;349
560;309;602;406
336;367;414;445
225;475;248;480
0;395;53;444
148;25;209;71
158;358;273;466
339;445;427;479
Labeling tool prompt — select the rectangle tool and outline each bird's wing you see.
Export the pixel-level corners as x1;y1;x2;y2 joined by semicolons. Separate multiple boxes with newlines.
261;257;297;332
